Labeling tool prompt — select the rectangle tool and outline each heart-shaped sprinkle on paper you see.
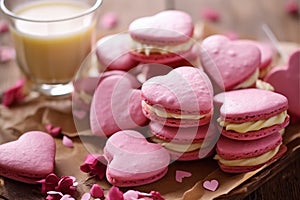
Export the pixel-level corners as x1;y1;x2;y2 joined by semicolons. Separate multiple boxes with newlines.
203;179;219;192
62;136;74;148
175;170;192;183
73;109;87;119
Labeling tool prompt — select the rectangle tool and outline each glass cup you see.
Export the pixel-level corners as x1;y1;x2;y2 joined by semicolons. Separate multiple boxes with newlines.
0;0;102;96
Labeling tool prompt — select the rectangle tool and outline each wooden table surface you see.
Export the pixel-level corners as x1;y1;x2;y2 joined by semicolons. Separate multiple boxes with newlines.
0;0;299;199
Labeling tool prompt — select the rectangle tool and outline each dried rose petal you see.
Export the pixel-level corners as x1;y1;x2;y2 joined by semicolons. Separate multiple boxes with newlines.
2;79;25;107
100;12;118;30
200;8;220;22
62;136;74;148
80;154;107;180
90;184;104;198
106;186;124;200
45;124;62;137
38;173;60;194
284;0;299;14
56;176;77;196
0;20;9;33
0;46;15;63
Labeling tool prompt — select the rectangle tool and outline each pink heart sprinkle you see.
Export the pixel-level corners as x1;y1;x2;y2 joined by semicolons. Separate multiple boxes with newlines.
0;46;16;63
203;179;219;192
100;12;118;30
81;193;91;200
175;170;192;183
62;136;74;148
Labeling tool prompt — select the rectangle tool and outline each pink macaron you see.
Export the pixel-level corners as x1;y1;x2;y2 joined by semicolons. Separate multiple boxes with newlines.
129;10;195;65
200;34;261;91
214;88;290;140
214;132;287;173
264;49;300;121
90;71;148;137
96;33;139;71
103;130;170;187
141;66;214;127
149;121;218;161
0;131;56;183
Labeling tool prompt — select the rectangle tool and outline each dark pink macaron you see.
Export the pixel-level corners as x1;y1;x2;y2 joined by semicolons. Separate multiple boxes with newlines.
214;132;287;173
149;121;218;161
141;66;214;127
214;88;289;140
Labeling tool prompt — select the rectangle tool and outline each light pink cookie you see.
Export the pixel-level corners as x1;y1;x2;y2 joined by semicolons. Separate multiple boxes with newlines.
214;88;289;140
141;66;214;127
200;35;260;91
264;49;300;121
129;10;195;64
90;72;148;137
0;131;56;183
104;130;170;187
96;33;139;71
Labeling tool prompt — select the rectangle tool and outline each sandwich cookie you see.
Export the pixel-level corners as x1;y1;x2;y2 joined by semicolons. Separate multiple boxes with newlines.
129;10;195;65
200;34;261;91
214;88;290;140
0;131;56;184
103;130;170;187
141;67;214;127
214;132;287;173
149;121;218;161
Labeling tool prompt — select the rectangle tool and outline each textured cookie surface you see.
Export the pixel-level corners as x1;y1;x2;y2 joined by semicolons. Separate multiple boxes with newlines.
104;130;170;187
0;131;56;184
214;88;288;123
200;35;260;90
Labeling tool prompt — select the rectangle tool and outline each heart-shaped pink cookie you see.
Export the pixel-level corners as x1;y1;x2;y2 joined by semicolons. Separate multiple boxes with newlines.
0;131;56;184
264;50;300;120
90;72;148;137
129;10;193;45
200;35;260;91
104;130;170;187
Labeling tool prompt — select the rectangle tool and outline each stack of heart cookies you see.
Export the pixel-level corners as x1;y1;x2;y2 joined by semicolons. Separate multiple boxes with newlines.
141;66;217;161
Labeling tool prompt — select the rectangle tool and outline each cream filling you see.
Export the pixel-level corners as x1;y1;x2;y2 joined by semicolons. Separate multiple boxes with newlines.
233;68;259;89
255;79;274;91
218;111;287;133
132;38;194;56
214;145;280;166
142;101;209;120
151;137;204;153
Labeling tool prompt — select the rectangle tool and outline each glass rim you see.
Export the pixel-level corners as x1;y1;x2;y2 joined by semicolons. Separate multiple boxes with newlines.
0;0;103;22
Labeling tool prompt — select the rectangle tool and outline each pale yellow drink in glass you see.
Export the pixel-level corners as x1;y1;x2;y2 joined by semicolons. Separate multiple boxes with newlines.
1;0;101;96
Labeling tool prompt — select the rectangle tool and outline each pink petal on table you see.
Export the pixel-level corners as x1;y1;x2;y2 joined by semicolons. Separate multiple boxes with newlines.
200;8;221;22
62;136;74;148
99;12;118;30
284;0;299;15
90;184;104;198
0;46;16;63
81;193;91;200
175;170;192;183
45;124;62;137
203;179;219;192
60;194;75;200
2;79;25;107
0;20;9;33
